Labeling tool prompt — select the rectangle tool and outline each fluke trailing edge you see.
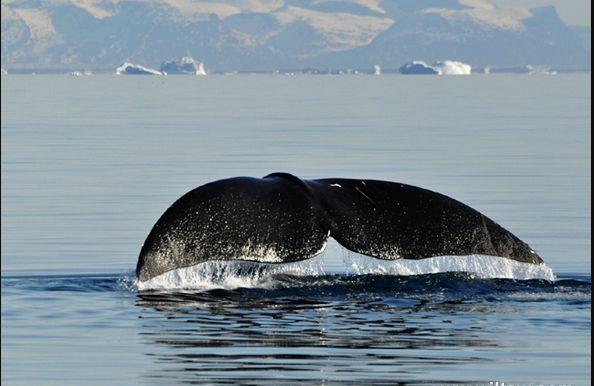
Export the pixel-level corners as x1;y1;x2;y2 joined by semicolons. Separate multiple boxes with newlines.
136;173;543;282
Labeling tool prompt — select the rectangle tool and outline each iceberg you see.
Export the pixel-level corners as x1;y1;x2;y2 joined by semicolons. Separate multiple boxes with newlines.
374;64;381;75
400;60;472;75
399;61;439;74
115;62;162;75
160;56;206;75
69;70;93;76
1;68;7;75
526;65;557;75
435;60;472;75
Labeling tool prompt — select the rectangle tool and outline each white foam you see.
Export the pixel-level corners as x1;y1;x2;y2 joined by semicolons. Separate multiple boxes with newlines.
137;239;555;290
137;257;326;291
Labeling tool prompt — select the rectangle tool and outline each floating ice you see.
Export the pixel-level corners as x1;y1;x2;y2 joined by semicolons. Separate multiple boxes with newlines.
399;61;439;75
160;56;206;75
435;60;472;75
69;70;93;76
1;68;7;75
526;65;557;75
400;60;472;75
115;62;162;75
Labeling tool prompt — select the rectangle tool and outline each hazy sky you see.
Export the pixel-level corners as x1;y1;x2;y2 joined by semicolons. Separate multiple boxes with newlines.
493;0;590;26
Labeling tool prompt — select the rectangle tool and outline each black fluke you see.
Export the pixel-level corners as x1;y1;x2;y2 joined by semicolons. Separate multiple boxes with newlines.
136;173;543;281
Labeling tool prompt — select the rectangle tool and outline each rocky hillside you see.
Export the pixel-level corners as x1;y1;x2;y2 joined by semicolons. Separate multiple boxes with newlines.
1;0;590;71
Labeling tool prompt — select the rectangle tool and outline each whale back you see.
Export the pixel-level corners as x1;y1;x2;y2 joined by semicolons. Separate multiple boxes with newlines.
137;174;542;281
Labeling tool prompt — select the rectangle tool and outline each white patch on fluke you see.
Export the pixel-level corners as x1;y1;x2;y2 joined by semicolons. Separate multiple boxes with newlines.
137;238;555;290
342;252;555;281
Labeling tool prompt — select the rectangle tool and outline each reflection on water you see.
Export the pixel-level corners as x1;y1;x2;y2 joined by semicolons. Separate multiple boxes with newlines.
137;302;493;382
2;273;590;384
131;273;590;384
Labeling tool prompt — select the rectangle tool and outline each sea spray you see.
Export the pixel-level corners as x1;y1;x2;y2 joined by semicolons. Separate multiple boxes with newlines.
137;239;555;291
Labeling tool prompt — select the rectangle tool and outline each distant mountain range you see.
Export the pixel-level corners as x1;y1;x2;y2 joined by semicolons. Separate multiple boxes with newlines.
1;0;590;72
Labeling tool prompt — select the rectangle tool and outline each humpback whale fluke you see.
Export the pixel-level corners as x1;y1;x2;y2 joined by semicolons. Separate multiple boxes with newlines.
136;173;542;282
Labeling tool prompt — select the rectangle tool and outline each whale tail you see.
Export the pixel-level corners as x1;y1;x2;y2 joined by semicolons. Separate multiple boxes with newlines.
136;173;542;282
310;178;541;265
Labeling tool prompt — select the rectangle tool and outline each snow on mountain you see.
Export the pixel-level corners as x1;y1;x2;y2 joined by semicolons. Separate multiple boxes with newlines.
0;0;589;71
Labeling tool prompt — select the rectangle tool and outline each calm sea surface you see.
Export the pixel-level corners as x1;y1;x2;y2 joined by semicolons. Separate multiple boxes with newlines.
1;74;591;384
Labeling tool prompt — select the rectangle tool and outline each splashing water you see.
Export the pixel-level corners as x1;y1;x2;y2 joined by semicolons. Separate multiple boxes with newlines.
136;240;555;291
136;256;327;291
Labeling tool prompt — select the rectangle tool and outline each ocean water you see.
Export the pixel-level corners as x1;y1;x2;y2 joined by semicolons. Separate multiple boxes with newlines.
1;74;591;385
